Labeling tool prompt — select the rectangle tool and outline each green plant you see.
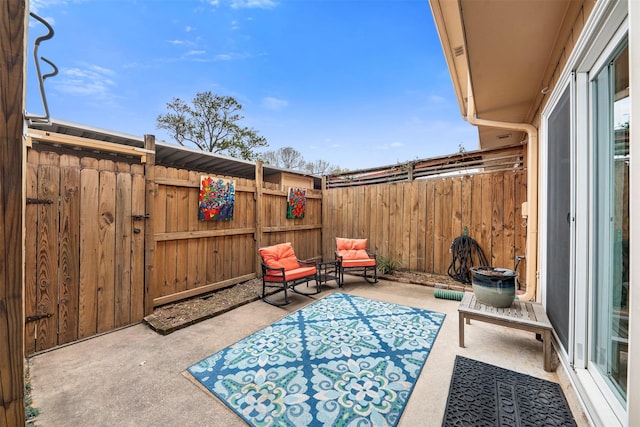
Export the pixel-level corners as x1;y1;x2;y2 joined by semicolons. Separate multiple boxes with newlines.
377;254;403;275
25;361;40;426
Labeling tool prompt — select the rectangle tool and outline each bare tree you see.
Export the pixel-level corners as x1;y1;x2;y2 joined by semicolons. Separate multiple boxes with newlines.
260;146;306;170
279;147;306;170
304;159;335;175
157;91;267;160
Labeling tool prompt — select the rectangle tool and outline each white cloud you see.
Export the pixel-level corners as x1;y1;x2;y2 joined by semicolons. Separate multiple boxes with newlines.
214;53;233;61
168;39;185;45
377;141;405;150
262;97;288;111
230;0;278;9
186;50;207;56
29;0;67;14
324;138;341;149
53;64;117;99
185;26;194;32
212;52;249;61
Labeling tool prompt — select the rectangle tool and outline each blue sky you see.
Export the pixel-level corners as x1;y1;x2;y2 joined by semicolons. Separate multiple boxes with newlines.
27;0;478;171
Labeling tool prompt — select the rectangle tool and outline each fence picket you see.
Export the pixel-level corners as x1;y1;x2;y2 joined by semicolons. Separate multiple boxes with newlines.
115;166;132;327
24;150;39;354
58;155;80;344
97;161;116;333
131;166;145;321
35;152;60;351
79;158;99;339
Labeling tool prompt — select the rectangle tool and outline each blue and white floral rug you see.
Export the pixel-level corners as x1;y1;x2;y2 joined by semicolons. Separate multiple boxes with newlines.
186;292;445;427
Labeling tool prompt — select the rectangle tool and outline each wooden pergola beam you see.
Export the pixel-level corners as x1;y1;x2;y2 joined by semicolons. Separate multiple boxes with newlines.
0;0;26;425
26;129;153;163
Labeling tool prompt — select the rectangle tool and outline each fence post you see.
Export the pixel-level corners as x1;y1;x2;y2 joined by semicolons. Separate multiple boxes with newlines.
255;161;263;277
143;134;156;315
0;0;26;424
321;175;328;259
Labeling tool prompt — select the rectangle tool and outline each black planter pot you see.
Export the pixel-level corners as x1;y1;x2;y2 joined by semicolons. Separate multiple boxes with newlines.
470;266;518;308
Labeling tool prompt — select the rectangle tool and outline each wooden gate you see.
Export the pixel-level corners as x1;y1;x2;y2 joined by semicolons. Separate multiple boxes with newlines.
25;149;146;354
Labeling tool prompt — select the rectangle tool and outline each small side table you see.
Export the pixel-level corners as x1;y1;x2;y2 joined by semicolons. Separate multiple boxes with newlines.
458;292;554;372
317;260;341;288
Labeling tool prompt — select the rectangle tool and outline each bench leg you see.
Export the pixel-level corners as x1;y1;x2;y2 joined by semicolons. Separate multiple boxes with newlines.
459;312;465;348
542;330;553;372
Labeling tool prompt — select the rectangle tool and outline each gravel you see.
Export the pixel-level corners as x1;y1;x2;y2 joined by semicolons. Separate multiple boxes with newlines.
143;271;468;335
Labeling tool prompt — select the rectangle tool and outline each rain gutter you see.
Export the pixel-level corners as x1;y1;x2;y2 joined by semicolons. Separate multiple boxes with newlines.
466;80;539;302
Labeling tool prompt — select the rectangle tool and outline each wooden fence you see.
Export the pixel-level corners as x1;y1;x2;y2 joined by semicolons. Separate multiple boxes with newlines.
149;166;322;308
322;169;528;284
24;141;525;355
25;150;146;354
24;147;322;354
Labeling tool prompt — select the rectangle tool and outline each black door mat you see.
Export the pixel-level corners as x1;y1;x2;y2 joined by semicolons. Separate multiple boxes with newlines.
442;355;577;426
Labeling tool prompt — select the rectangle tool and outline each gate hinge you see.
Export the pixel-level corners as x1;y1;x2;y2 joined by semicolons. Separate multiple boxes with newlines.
26;313;52;323
132;214;150;220
26;198;53;204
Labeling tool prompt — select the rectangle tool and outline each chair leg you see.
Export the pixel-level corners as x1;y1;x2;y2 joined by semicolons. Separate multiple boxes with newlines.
261;280;290;306
363;266;378;284
290;276;321;296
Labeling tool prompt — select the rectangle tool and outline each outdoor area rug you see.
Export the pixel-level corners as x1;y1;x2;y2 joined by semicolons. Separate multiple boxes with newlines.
441;355;577;426
185;292;446;426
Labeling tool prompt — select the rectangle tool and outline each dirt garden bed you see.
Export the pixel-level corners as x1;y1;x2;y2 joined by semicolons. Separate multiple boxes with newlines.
143;270;469;335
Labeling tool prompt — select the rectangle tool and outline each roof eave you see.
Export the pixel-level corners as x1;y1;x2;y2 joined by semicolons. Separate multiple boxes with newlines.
428;0;469;119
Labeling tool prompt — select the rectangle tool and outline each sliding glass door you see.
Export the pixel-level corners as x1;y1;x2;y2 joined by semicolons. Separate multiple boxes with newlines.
591;41;629;404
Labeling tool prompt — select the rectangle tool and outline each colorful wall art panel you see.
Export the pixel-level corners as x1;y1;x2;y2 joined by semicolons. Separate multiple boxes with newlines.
199;176;235;221
287;187;306;219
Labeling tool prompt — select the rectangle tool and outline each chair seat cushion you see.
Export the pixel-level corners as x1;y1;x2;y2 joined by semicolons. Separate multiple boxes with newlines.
341;258;376;268
264;266;317;282
259;242;300;271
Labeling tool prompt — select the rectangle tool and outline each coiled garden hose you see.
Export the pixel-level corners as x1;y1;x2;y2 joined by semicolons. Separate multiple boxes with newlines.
447;234;489;284
434;289;464;301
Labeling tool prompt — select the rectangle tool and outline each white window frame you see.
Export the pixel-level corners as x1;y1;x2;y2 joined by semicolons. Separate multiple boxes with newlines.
540;0;629;425
575;8;628;425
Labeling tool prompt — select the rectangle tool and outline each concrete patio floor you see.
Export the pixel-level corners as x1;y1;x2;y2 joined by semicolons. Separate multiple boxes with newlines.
29;277;591;426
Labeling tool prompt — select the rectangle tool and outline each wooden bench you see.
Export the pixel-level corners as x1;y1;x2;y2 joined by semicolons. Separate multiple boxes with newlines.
458;292;554;372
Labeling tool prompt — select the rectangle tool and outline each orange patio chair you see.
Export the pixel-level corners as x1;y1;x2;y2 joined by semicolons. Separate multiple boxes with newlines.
259;242;319;306
335;237;378;285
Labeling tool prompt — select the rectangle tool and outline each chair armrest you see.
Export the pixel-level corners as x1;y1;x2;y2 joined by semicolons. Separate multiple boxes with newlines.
297;259;317;268
261;262;286;275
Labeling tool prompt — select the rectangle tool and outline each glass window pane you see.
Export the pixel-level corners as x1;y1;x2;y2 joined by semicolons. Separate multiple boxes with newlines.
591;42;629;403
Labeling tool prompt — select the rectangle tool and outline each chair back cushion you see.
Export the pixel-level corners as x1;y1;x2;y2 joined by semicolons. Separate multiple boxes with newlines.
259;242;300;271
336;238;370;260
